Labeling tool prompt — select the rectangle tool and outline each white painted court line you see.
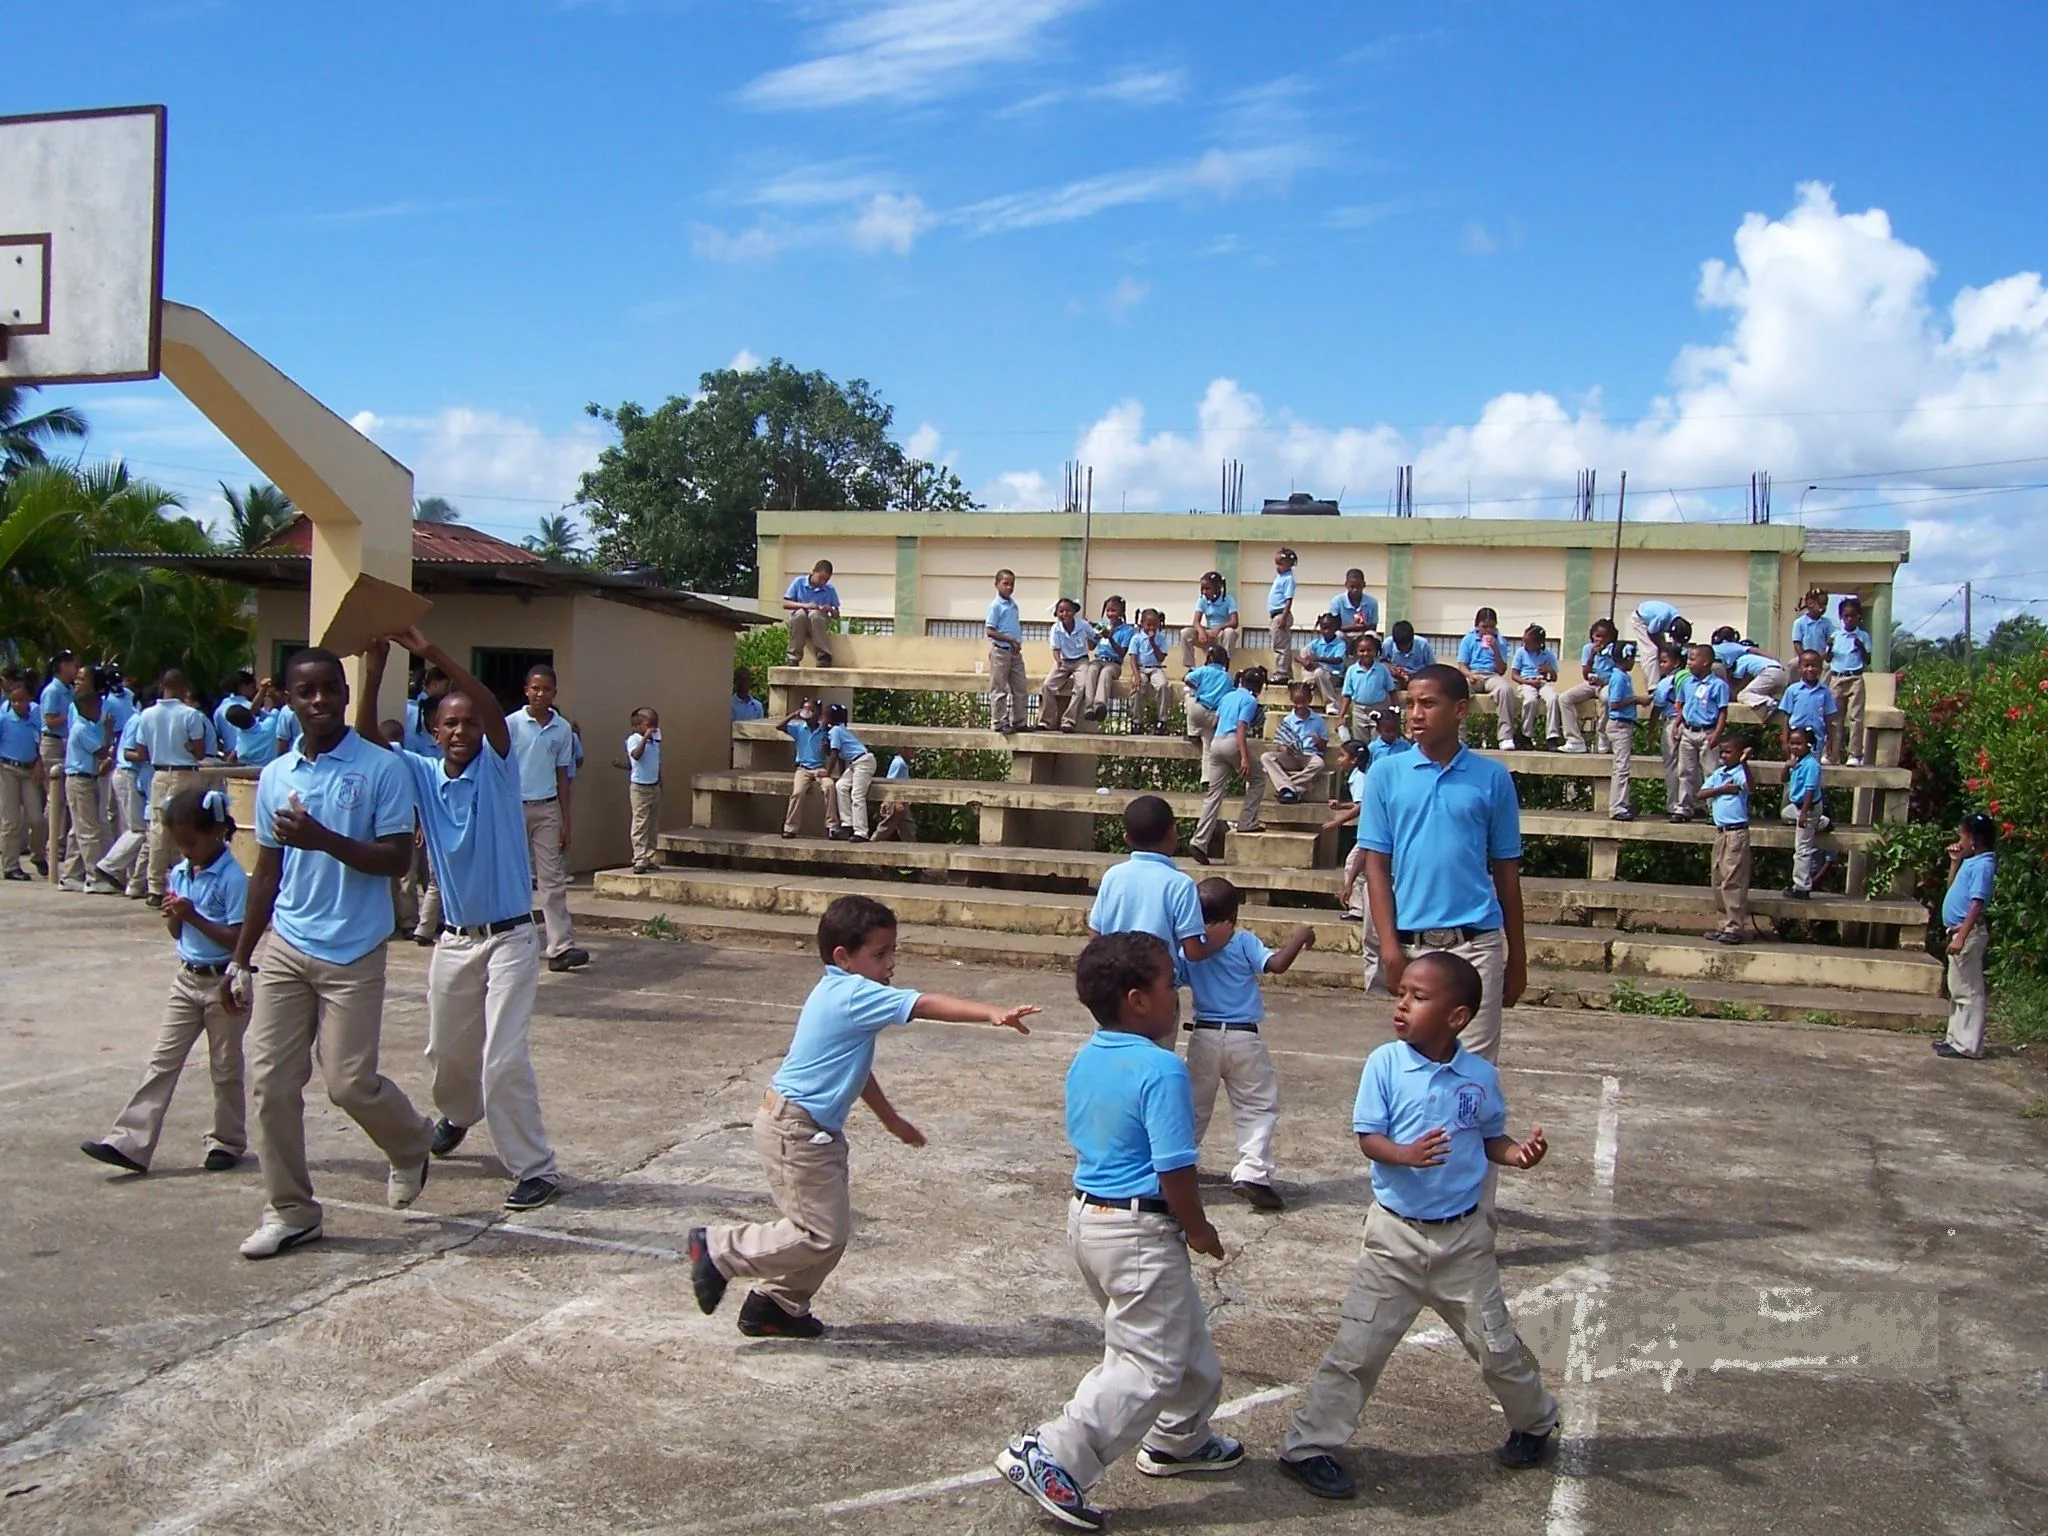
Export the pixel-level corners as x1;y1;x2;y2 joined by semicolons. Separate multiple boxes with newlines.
323;1199;683;1263
1545;1073;1622;1536
0;1061;120;1095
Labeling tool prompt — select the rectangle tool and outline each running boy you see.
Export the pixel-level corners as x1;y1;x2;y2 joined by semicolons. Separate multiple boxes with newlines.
1697;738;1754;945
1184;877;1312;1211
1089;794;1218;963
987;568;1027;735
689;895;1036;1336
1781;727;1832;899
625;707;662;873
1267;547;1300;682
1934;813;1996;1060
998;932;1238;1531
1276;950;1557;1499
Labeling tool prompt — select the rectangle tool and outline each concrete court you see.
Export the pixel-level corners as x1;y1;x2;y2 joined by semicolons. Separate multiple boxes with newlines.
1;880;2043;1535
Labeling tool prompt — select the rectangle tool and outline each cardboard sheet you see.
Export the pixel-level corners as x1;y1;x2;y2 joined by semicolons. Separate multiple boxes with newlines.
316;573;432;657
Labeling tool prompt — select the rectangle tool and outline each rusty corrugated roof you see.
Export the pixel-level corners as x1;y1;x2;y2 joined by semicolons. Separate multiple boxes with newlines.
254;515;544;565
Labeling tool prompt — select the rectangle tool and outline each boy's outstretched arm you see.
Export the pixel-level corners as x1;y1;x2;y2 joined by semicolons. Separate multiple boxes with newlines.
859;1074;924;1146
393;627;511;755
909;993;1038;1033
1486;1125;1547;1169
1157;1165;1223;1259
1265;924;1316;975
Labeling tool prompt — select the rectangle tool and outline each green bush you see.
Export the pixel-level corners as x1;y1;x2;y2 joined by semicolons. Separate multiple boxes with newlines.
1608;979;1694;1016
733;624;787;694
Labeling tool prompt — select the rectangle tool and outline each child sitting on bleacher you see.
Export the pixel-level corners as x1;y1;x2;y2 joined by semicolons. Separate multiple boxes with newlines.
1263;683;1329;805
1294;613;1350;715
1080;595;1133;723
1381;621;1434;684
1042;597;1093;733
1557;618;1618;755
1458;608;1517;751
1509;624;1563;750
1340;634;1396;743
1181;572;1240;669
1127;609;1175;734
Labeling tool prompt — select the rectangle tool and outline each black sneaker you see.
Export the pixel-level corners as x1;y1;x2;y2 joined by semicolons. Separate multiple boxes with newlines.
202;1148;241;1172
687;1227;728;1315
1277;1452;1356;1499
81;1140;148;1175
1233;1180;1285;1212
1931;1040;1982;1060
1135;1434;1244;1477
1609;807;1636;822
430;1118;469;1157
1783;886;1810;901
1278;789;1301;804
504;1176;560;1211
414;932;437;946
736;1290;824;1338
3;868;30;882
145;893;164;909
547;947;591;973
1497;1428;1554;1469
1667;811;1692;824
1188;845;1211;865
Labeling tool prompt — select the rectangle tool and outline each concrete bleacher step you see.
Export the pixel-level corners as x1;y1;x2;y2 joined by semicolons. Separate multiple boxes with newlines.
592;866;1943;996
567;889;1947;1031
652;828;1928;931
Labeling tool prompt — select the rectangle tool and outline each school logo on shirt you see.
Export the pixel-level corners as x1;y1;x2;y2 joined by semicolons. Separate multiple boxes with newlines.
1454;1083;1486;1129
335;773;368;810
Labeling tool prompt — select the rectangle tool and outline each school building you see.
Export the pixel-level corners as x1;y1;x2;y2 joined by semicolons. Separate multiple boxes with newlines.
755;510;1910;666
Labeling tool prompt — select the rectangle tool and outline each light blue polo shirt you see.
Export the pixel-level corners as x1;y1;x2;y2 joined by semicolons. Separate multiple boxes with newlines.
505;706;575;802
1636;599;1680;636
1702;764;1750;826
1303;633;1349;668
1781;679;1836;737
1330;590;1380;630
1793;612;1837;657
168;849;248;965
1050;620;1093;661
987;594;1023;647
402;696;443;758
396;739;532;930
1511;645;1558;681
39;677;74;737
1089;849;1203;947
769;965;921;1133
1354;1040;1506;1220
1093;621;1134;663
1342;660;1395;706
1605;668;1640;722
236;710;281;768
627;731;662;785
1581;642;1619;682
1212;687;1262;740
1065;1029;1199;1201
139;699;210;767
63;704;109;775
885;754;910;781
827;723;870;761
1186;927;1274;1024
1731;650;1780;681
213;696;246;751
1458;630;1507;673
785;575;841;611
1348;765;1369;802
1267;568;1297;614
1679;673;1732;729
274;708;302;751
731;693;766;722
0;702;36;764
784;718;831;769
1943;852;1996;929
1131;629;1171;669
1185;664;1233;711
104;691;137;739
1276;711;1329;755
1829;626;1872;675
1194;590;1237;628
1367;734;1414;768
119;709;153;803
1359;747;1521;931
1786;754;1821;808
1383;636;1435;672
1711;640;1749;670
1650;675;1679;719
255;728;417;966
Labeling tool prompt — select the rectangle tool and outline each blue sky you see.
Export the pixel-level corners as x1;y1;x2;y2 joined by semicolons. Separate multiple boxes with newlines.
17;0;2048;631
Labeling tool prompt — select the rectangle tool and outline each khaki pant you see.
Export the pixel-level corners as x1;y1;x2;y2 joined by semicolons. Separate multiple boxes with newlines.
101;768;149;893
1512;680;1560;744
1186;1027;1279;1185
1829;672;1866;762
147;766;201;895
785;609;834;666
1945;924;1988;1057
871;800;915;842
1131;665;1174;731
1074;658;1118;719
1472;673;1517;748
1737;664;1789;716
427;923;556;1183
1629;613;1665;671
1280;1204;1557;1460
1261;743;1324;797
101;965;248;1167
1558;680;1602;749
1300;660;1344;711
784;766;838;835
0;760;44;874
987;644;1027;732
1185;698;1217;752
708;1091;852;1315
629;780;662;867
1782;801;1831;891
1269;610;1294;680
1041;655;1086;729
1658;716;1680;812
1179;625;1238;670
832;753;876;838
247;936;433;1229
1712;825;1751;937
414;850;443;941
522;798;577;957
1674;724;1714;815
64;775;111;882
1194;735;1263;854
1035;1201;1223;1492
1606;719;1636;816
39;735;71;881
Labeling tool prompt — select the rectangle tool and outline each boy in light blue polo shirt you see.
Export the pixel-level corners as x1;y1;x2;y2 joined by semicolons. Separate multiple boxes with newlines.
1936;813;1997;1060
1089;794;1216;962
0;676;42;880
1295;612;1352;713
1267;547;1300;682
1697;739;1754;944
1781;727;1832;899
1264;682;1330;803
1329;568;1380;636
1182;644;1234;749
1827;596;1874;765
780;699;839;837
1671;645;1731;821
986;568;1026;734
61;681;117;892
626;706;664;872
1192;667;1269;863
1603;663;1651;822
1782;650;1837;742
1278;950;1557;1499
730;666;765;723
1382;621;1434;681
1000;931;1237;1530
692;894;1036;1338
782;559;841;666
506;665;586;970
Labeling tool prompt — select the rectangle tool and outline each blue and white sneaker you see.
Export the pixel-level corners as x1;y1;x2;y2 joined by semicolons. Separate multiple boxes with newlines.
995;1435;1103;1530
1135;1434;1246;1477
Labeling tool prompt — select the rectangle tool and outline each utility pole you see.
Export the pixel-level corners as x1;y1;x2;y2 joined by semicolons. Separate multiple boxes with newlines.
1609;470;1627;621
1963;581;1973;666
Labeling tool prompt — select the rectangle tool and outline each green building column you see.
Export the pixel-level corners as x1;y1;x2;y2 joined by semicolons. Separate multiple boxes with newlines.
1211;539;1241;598
1059;538;1086;606
1564;548;1594;642
1870;580;1893;670
1747;550;1781;648
1385;544;1413;624
756;533;781;608
894;535;920;636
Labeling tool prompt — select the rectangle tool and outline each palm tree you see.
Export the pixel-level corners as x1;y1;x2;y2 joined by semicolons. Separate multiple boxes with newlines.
522;513;586;563
220;481;296;553
0;384;89;481
414;495;461;523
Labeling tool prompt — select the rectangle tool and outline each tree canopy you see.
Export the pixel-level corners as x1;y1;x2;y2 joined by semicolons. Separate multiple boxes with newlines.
577;359;975;594
221;480;296;553
0;385;88;481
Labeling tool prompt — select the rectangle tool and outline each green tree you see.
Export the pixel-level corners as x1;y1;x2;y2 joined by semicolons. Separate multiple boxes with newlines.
1981;612;2048;664
0;384;88;481
522;513;586;562
578;358;976;594
220;481;297;553
414;495;461;524
1891;625;1965;670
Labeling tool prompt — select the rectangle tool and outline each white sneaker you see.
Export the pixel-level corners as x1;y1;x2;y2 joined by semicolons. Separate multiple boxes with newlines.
388;1155;431;1209
85;874;122;895
1847;756;1864;767
1559;741;1589;754
240;1219;323;1259
58;877;86;892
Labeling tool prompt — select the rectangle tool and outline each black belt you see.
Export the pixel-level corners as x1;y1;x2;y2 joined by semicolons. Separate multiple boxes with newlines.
41;731;64;740
1716;822;1751;831
1384;1203;1479;1228
1190;1020;1260;1032
440;912;535;940
0;757;33;769
181;960;229;977
1396;925;1499;946
1075;1190;1172;1215
65;770;99;778
523;795;557;804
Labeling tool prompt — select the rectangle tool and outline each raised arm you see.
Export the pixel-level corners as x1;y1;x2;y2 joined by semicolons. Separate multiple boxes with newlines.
1265;924;1316;975
395;627;509;755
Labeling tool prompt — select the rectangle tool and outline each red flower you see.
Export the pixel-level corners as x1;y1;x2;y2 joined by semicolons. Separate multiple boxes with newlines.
2008;707;2022;720
2038;678;2048;691
1990;800;2001;813
1978;749;1991;770
2003;821;2016;835
1967;777;1981;792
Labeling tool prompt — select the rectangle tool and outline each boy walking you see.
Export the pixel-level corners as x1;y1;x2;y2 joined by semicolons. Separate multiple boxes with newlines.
1088;795;1217;964
999;932;1240;1531
1697;739;1754;945
689;895;1035;1336
1184;877;1312;1211
987;568;1027;735
1934;813;1997;1060
1277;950;1557;1499
505;665;589;972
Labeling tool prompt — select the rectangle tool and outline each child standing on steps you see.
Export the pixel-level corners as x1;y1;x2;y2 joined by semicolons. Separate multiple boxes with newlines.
625;707;662;874
1697;738;1754;945
1184;877;1313;1212
986;568;1026;736
80;786;248;1176
1604;656;1650;823
1267;548;1300;682
1191;666;1268;866
1934;813;1997;1061
1781;727;1832;899
825;703;877;841
1670;644;1730;822
689;895;1036;1338
1828;595;1873;766
780;698;838;839
1649;645;1683;813
1181;644;1233;752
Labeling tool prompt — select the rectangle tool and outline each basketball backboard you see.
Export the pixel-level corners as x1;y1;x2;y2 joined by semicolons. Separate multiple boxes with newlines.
0;105;165;384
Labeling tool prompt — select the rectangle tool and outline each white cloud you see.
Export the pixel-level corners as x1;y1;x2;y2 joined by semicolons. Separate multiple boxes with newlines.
1000;63;1188;115
690;223;790;263
981;468;1052;508
1105;276;1149;319
729;348;762;372
742;0;1096;111
904;422;943;461
989;184;2048;621
850;192;935;254
1461;220;1498;255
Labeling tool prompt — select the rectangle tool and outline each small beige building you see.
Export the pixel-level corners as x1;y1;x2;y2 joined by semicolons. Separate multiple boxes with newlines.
141;518;766;874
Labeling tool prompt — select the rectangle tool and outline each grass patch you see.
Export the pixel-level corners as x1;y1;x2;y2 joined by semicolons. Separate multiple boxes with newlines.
1711;1002;1767;1021
1801;1010;1845;1027
637;914;685;943
1609;979;1695;1017
1990;966;2048;1046
2020;1100;2048;1122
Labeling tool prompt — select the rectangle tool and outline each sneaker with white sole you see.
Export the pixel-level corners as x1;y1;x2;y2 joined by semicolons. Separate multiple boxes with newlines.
58;877;86;892
85;873;123;895
1136;1435;1246;1477
240;1219;323;1259
1558;740;1589;754
387;1155;431;1209
996;1435;1103;1530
